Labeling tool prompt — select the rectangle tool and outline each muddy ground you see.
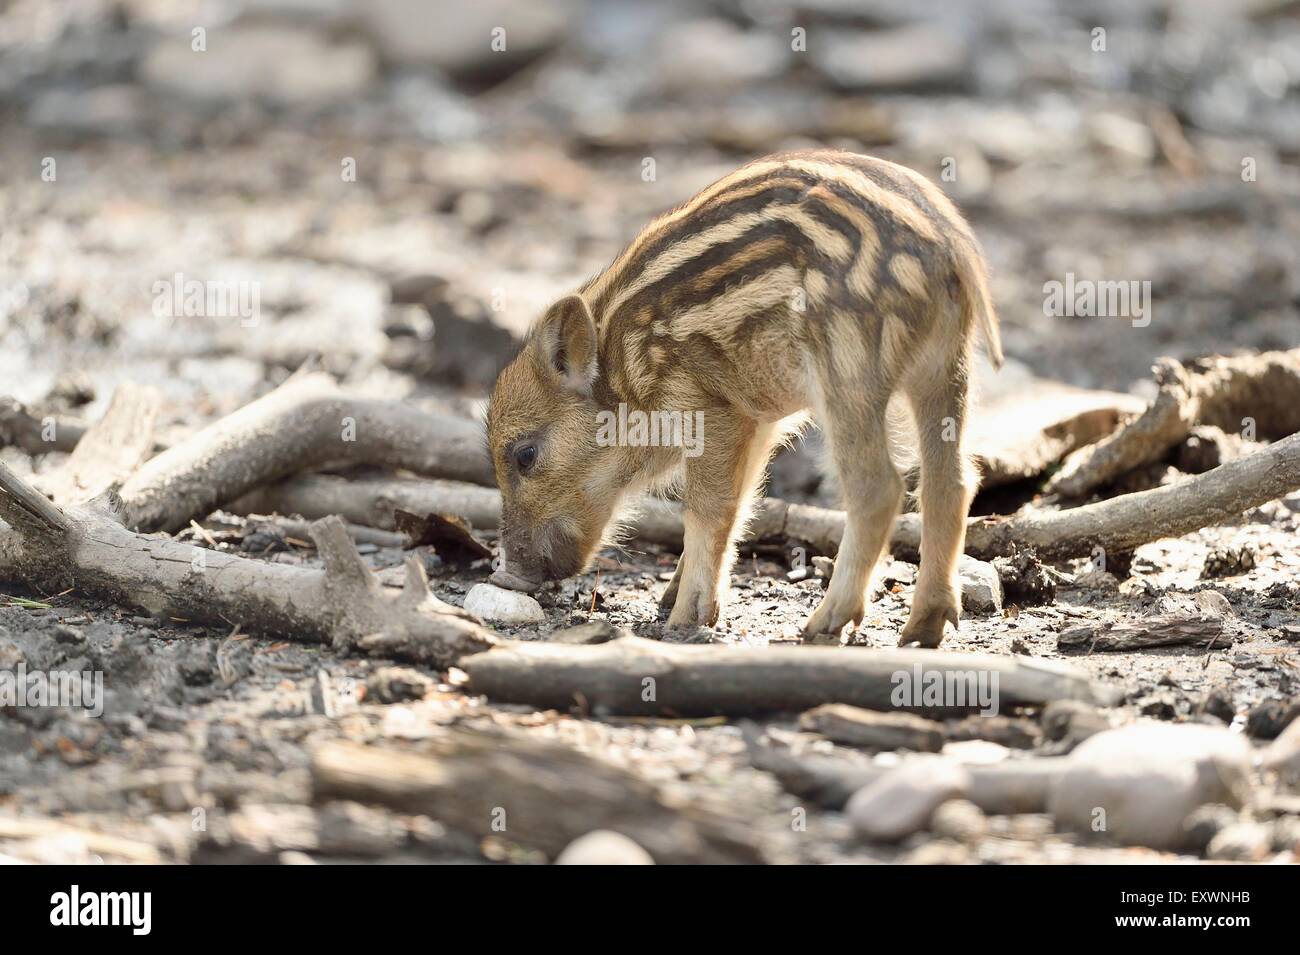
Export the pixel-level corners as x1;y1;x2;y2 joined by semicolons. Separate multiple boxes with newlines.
1;0;1299;863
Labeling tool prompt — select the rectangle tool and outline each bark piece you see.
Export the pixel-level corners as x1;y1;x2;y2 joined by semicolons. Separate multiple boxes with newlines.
1057;612;1227;653
1044;349;1300;498
310;733;765;864
462;636;1103;718
945;715;1042;749
117;370;493;533
799;703;945;751
393;508;491;563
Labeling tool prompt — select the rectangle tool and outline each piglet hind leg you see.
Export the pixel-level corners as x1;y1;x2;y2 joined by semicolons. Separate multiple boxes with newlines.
898;352;975;648
666;413;778;629
802;389;902;643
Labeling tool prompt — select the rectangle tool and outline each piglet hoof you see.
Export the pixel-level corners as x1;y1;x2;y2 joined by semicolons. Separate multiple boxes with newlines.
666;591;719;629
801;597;863;644
898;603;959;648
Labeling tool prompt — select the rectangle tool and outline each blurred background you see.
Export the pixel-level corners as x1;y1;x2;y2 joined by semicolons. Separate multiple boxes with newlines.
2;0;1298;459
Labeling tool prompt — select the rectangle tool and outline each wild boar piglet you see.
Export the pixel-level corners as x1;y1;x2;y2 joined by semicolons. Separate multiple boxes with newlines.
486;149;1002;647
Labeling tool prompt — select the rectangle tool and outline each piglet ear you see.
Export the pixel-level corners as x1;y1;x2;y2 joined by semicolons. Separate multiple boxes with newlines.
530;295;598;394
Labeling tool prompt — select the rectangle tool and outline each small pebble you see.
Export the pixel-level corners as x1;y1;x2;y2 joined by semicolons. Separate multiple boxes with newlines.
555;830;655;865
463;583;545;626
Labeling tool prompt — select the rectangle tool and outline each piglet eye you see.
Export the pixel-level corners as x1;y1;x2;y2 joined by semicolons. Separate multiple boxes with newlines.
513;443;538;474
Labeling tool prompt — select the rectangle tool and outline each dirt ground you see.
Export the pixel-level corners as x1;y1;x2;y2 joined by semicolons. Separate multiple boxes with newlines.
1;0;1299;864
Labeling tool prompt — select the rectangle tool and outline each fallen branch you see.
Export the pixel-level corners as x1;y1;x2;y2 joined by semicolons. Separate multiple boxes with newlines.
311;733;766;864
247;515;405;550
229;472;688;546
773;430;1300;562
1057;613;1226;653
1044;349;1300;498
238;430;1300;568
117;370;494;533
0;466;496;668
461;636;1104;717
231;474;503;533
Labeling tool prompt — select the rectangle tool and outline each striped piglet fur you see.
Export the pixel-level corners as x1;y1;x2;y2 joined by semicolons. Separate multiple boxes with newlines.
486;149;1001;646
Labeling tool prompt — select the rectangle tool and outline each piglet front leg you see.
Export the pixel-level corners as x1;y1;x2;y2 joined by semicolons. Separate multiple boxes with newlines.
665;411;779;629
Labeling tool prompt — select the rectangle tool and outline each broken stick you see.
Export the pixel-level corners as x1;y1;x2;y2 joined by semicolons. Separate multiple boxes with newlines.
36;383;160;506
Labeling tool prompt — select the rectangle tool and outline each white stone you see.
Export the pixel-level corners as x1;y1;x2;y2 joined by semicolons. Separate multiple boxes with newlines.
1049;723;1253;850
847;757;971;843
929;799;988;844
959;556;1003;614
463;583;545;626
555;830;655;865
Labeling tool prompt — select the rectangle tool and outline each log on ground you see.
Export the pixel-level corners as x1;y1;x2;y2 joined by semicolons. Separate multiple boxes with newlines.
461;636;1105;718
